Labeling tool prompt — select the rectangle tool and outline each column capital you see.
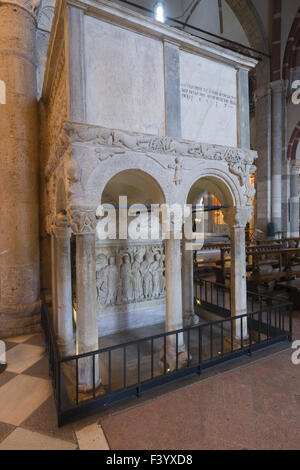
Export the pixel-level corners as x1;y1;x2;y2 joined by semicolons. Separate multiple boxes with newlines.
0;1;38;21
270;79;287;93
52;212;72;239
67;206;97;235
223;206;253;229
291;160;300;173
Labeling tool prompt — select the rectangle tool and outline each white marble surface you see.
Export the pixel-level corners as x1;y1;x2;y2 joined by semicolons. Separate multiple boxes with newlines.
84;16;165;136
0;375;52;426
0;428;76;451
180;51;238;147
76;423;109;450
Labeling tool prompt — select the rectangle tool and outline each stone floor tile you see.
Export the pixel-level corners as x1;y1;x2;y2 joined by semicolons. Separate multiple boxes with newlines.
0;428;77;450
0;370;18;388
0;422;15;444
255;413;300;450
23;334;46;348
22;396;77;444
6;344;45;374
0;375;52;426
23;354;50;380
203;371;256;449
6;334;34;344
76;423;110;450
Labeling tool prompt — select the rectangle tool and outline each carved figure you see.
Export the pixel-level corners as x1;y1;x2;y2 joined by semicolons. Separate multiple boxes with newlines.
131;252;144;301
106;256;119;305
120;254;134;302
150;253;163;298
96;255;108;305
140;252;153;298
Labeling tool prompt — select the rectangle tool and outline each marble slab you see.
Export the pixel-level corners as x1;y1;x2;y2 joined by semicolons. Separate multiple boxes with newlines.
84;16;165;136
180;50;238;147
76;423;110;450
0;375;52;426
6;344;45;374
0;428;76;450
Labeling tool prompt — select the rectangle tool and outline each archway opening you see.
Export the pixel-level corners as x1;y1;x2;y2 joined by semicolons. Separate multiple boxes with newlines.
96;169;167;345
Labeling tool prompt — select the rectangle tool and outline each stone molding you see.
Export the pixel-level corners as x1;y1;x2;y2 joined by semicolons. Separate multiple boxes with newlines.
46;121;257;187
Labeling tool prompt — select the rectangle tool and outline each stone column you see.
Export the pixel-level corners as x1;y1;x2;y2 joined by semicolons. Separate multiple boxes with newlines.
52;214;74;357
270;80;285;235
163;234;187;370
0;2;40;337
225;208;251;341
290;162;300;238
181;234;199;327
76;230;100;392
50;232;58;333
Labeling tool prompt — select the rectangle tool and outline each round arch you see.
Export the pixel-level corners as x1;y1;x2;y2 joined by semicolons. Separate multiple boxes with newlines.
288;122;300;161
86;153;170;207
226;0;267;52
100;169;166;207
283;5;300;81
184;169;241;208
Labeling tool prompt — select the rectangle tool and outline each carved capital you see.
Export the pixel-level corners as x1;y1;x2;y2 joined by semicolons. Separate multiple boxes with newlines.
223;206;253;228
51;212;72;239
67;207;97;235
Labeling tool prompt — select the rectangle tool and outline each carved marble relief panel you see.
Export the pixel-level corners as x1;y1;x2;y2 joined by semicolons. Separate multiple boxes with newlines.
96;243;165;313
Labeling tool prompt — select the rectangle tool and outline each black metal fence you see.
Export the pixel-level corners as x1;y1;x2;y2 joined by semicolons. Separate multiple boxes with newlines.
41;284;293;427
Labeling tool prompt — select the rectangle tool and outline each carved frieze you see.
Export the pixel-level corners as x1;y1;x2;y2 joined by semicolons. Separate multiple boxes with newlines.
96;244;165;308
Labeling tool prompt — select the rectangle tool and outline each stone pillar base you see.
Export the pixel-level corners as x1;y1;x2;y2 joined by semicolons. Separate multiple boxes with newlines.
183;312;200;327
159;345;189;372
57;339;75;358
0;300;41;338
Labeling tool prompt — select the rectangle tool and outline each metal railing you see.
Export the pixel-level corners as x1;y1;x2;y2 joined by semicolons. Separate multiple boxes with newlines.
41;286;293;427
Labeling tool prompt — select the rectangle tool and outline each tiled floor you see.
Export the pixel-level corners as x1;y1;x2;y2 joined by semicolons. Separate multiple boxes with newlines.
0;334;109;450
0;313;299;450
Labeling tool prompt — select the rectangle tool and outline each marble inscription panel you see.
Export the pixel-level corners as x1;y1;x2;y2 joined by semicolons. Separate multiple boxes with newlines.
180;50;238;147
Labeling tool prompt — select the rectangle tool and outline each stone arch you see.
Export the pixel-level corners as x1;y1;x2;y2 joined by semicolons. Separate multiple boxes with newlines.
100;169;166;207
288;122;300;161
225;0;267;52
184;168;243;209
86;155;170;207
283;6;300;81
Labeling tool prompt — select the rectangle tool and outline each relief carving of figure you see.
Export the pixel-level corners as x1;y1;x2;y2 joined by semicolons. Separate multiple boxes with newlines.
140;252;153;299
150;253;163;298
96;254;108;305
160;254;166;294
131;251;144;301
120;254;134;302
106;256;119;305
